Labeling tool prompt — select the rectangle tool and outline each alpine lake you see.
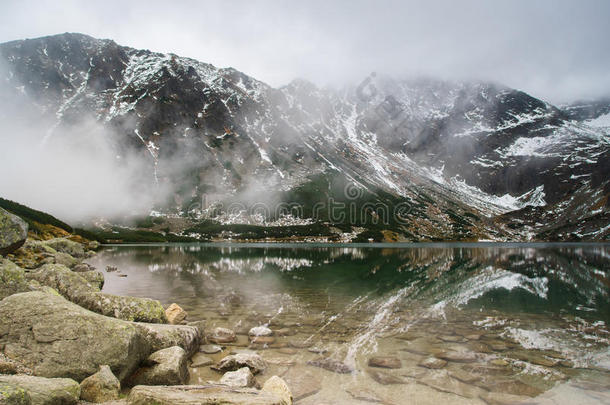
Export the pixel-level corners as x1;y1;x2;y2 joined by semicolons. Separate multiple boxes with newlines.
87;243;610;404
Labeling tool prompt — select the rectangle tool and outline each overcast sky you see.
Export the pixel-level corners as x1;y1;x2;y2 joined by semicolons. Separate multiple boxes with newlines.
1;0;609;103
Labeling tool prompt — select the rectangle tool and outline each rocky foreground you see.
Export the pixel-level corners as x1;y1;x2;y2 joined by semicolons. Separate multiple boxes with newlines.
0;208;293;404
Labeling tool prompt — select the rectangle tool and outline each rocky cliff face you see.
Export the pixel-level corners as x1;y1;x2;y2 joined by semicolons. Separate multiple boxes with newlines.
1;33;608;241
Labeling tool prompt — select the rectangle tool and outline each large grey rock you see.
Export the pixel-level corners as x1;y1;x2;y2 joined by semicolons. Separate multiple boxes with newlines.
79;270;105;289
0;375;80;405
78;293;167;323
0;383;31;404
219;367;255;388
0;259;31;300
43;238;86;258
127;384;289;405
0;208;28;256
79;365;120;403
0;291;147;382
28;264;166;323
213;353;267;375
127;346;188;386
133;322;201;356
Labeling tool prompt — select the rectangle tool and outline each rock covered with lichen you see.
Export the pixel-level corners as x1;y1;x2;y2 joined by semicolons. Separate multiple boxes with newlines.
0;208;28;256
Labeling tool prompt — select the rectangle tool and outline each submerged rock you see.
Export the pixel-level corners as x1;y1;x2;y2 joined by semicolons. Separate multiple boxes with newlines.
306;358;353;374
79;365;120;403
0;208;28;256
219;367;256;388
0;291;147;382
214;353;267;375
127;384;288;405
367;369;404;385
261;376;292;405
368;356;402;369
199;344;223;354
165;303;188;325
190;354;214;368
419;357;448;369
128;346;189;386
281;368;321;401
0;374;80;405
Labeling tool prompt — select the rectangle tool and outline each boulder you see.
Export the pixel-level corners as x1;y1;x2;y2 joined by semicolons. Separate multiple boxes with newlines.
208;327;236;344
72;263;95;273
213;353;267;375
0;383;31;405
28;264;166;323
79;270;105;289
127;385;289;405
219;367;256;388
0;291;147;382
79;365;120;403
133;322;201;356
0;208;28;256
0;259;31;300
43;238;85;258
127;346;188;386
261;376;292;405
0;375;80;405
165;303;187;325
79;293;167;323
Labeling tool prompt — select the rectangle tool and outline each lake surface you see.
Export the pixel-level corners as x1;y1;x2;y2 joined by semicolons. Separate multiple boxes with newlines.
88;243;610;404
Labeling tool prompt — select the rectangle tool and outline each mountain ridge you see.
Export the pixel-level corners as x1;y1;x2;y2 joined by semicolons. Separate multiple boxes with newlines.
1;33;608;242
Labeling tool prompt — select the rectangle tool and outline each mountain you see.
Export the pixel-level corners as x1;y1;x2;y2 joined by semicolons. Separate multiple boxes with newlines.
0;33;608;241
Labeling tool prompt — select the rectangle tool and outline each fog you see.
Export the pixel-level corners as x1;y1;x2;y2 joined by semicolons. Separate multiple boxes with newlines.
1;0;609;103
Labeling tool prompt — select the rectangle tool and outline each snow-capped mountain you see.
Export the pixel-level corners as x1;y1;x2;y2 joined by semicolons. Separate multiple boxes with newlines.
1;33;608;241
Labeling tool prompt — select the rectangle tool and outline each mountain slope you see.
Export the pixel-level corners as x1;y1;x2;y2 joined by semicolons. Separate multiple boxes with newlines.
0;33;608;241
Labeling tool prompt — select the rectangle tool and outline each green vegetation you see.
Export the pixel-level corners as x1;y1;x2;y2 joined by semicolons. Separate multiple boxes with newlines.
0;197;72;234
185;220;334;240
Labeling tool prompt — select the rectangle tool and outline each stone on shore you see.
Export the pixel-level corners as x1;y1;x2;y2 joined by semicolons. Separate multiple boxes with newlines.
28;264;167;323
0;208;28;256
127;384;289;405
165;303;188;325
0;383;31;404
0;374;80;405
43;238;86;258
261;376;292;405
128;346;189;386
79;270;105;289
0;259;31;300
79;293;168;323
249;326;273;337
208;327;236;344
133;322;201;356
214;353;267;375
79;365;121;403
219;367;256;388
0;291;147;382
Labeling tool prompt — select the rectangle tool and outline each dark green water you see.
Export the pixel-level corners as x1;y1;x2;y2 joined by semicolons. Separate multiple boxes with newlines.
89;243;610;404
